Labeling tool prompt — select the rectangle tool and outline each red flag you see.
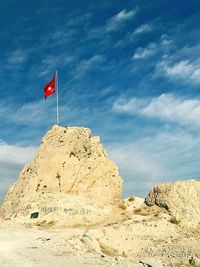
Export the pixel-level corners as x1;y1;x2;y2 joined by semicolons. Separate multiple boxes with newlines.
43;73;56;99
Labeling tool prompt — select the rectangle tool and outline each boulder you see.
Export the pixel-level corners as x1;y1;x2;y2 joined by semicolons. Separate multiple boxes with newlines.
145;179;200;224
1;125;122;225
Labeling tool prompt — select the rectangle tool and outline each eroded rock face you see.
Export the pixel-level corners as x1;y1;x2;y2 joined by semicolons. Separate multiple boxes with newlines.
145;179;200;224
0;204;3;219
2;125;122;221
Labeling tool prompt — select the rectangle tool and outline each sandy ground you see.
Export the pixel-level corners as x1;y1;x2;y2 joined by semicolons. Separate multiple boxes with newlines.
0;221;200;267
0;228;136;267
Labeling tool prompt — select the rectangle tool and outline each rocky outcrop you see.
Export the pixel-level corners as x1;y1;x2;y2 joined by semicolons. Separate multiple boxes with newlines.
1;125;122;224
0;204;2;218
145;179;200;224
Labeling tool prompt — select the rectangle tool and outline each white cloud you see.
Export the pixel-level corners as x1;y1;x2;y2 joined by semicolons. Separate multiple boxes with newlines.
108;142;164;180
106;8;138;32
132;42;156;59
115;9;136;21
113;94;200;128
107;129;200;197
88;8;138;40
160;34;173;48
159;60;193;77
132;35;173;60
0;141;36;166
156;59;200;84
0;168;20;202
0;142;36;201
191;69;200;83
134;23;153;34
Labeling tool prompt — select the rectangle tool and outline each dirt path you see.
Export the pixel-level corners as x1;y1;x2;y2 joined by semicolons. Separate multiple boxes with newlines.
0;229;134;267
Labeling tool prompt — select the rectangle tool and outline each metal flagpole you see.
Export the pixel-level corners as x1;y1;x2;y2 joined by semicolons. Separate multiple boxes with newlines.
56;70;59;125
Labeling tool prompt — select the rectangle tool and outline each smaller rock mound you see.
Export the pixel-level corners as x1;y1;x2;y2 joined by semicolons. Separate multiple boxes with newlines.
145;179;200;225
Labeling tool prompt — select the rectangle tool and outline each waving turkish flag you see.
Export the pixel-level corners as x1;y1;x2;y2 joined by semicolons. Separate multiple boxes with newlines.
43;73;56;99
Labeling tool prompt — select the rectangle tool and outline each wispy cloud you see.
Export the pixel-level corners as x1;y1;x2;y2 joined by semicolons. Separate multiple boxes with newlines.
113;94;200;128
108;129;200;197
74;54;105;78
132;42;156;59
131;34;174;60
100;85;115;96
160;34;173;48
39;55;74;77
89;8;138;39
0;100;52;127
156;59;200;84
106;8;138;32
133;23;153;34
7;49;28;67
40;12;92;46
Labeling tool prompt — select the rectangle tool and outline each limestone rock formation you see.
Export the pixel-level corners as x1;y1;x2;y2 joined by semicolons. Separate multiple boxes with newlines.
1;125;122;225
145;179;200;224
0;204;2;218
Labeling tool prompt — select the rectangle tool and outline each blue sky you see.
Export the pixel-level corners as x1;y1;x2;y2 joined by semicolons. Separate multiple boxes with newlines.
1;0;200;201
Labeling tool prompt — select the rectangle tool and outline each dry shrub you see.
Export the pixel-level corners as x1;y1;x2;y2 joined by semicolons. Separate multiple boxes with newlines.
35;220;56;228
133;208;142;214
35;220;47;226
169;216;180;225
118;201;127;210
134;206;153;216
47;220;56;227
